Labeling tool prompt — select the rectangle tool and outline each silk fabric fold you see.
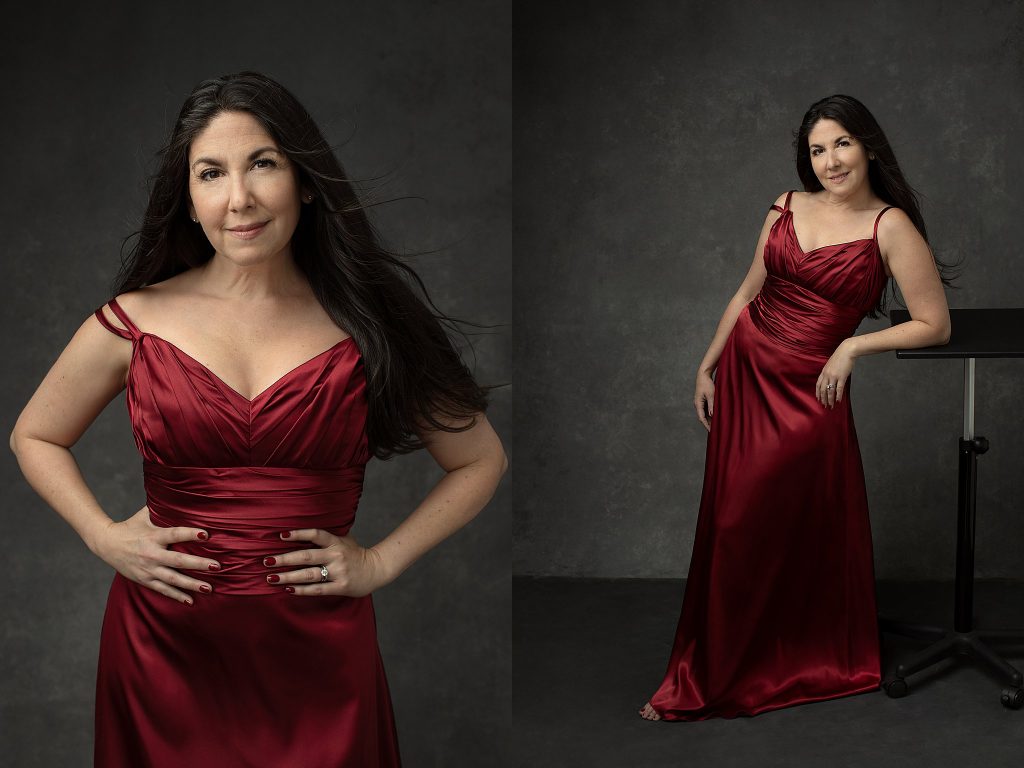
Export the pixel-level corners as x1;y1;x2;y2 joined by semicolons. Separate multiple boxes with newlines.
650;192;888;720
145;463;366;596
92;297;401;766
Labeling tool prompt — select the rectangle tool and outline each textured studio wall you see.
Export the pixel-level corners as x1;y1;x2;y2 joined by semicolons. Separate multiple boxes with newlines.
4;1;1024;764
511;0;1024;580
1;2;516;765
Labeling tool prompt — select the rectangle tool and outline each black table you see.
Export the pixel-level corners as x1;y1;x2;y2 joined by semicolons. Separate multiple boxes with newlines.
881;308;1024;708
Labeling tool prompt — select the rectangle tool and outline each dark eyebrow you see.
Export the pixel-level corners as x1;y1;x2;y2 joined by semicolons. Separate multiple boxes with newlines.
190;147;280;170
809;135;852;150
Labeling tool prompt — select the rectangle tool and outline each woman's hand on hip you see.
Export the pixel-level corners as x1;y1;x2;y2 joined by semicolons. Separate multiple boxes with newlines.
268;529;387;597
694;370;715;431
93;505;219;605
816;341;856;408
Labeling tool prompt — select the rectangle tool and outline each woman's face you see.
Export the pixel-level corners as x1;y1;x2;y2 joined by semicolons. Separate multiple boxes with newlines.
807;118;872;196
187;110;306;266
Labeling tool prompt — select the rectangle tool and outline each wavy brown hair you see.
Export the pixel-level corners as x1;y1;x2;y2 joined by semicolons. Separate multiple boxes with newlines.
111;71;492;458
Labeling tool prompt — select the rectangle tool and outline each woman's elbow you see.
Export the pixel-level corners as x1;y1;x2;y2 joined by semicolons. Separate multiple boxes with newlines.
497;447;509;476
8;416;29;455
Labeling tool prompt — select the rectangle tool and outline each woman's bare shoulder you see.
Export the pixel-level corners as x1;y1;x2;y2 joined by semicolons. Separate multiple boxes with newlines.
875;206;918;242
790;189;821;210
106;272;197;330
761;191;791;220
94;287;151;334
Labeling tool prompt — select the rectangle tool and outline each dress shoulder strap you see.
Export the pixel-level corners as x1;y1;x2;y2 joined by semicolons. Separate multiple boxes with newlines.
94;297;141;341
873;206;895;239
770;190;795;214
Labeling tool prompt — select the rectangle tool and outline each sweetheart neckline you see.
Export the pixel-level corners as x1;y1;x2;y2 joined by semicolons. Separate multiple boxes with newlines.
135;332;356;405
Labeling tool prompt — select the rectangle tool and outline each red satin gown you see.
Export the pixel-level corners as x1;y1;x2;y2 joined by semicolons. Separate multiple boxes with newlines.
649;190;892;720
92;297;401;766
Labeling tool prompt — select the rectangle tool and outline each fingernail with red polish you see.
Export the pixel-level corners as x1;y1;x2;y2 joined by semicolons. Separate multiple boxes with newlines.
197;531;209;541
184;598;194;606
267;574;280;583
280;531;291;539
208;563;221;571
199;585;211;594
285;586;295;593
263;557;276;567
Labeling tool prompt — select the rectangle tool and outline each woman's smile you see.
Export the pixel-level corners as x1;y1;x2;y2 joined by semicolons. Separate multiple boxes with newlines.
227;221;269;239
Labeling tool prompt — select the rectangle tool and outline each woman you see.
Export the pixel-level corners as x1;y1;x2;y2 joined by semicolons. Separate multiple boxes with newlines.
10;71;507;765
640;95;952;721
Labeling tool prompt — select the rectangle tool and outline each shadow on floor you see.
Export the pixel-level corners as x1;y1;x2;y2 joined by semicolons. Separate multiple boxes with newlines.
510;578;1024;768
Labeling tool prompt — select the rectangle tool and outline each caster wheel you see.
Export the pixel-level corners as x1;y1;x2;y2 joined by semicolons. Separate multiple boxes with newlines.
1001;687;1023;710
884;678;908;698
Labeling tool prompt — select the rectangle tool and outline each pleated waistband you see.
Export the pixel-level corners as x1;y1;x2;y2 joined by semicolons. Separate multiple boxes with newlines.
143;462;365;595
747;275;863;357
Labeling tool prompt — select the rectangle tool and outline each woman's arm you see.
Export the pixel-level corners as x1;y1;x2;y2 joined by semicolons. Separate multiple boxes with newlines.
274;412;508;596
10;309;219;604
693;194;783;430
816;207;951;408
11;313;135;550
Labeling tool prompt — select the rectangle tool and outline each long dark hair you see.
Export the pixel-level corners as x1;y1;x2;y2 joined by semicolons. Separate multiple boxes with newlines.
111;71;491;459
793;94;958;315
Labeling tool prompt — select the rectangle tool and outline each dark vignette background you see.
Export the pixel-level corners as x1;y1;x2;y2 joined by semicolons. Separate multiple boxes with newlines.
514;0;1024;581
3;0;1024;765
507;2;1024;766
1;2;516;765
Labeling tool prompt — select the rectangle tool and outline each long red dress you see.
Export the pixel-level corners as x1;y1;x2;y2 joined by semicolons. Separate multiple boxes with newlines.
92;297;401;766
649;190;891;720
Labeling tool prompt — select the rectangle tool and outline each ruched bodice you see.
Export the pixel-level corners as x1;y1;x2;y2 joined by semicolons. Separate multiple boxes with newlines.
747;190;889;356
144;463;366;595
94;296;372;593
91;295;400;767
107;304;369;468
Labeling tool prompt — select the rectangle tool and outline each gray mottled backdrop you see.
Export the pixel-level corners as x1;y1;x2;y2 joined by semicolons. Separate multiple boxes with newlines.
1;1;515;765
513;0;1024;579
5;0;1024;764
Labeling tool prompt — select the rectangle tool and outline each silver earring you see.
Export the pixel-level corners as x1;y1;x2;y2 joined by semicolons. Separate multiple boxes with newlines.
303;194;314;203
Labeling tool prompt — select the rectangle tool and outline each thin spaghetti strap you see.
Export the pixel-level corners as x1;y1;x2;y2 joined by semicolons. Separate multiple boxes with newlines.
769;190;795;214
107;297;142;336
94;297;141;341
873;206;894;239
94;305;133;341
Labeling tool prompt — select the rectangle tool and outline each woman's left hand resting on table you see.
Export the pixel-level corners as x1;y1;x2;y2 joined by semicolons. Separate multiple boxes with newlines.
266;411;507;596
815;207;951;410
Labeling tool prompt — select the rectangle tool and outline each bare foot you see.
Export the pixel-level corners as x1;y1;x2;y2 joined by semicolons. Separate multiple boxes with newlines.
638;701;662;720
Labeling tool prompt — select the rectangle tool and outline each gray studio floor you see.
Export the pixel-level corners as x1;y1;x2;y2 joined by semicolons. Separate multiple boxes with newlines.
510;579;1024;768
